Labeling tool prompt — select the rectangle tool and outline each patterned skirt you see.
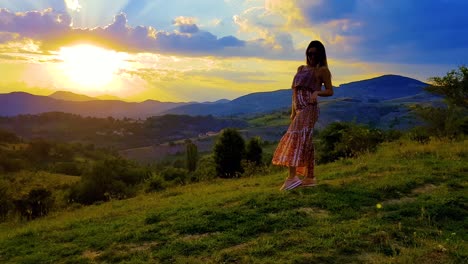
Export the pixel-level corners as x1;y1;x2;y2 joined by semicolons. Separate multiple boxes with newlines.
272;103;319;177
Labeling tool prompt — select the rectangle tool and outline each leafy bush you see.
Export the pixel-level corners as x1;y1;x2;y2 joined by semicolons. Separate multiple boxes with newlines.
383;129;403;142
50;161;83;176
413;105;466;139
414;66;468;139
241;160;268;177
193;155;217;181
172;159;185;169
69;158;150;204
317;122;384;164
213;128;245;178
245;137;263;165
160;167;190;185
24;139;52;162
186;140;198;172
0;154;26;173
0;181;12;221
145;173;167;192
408;126;430;144
13;188;54;220
0;129;20;143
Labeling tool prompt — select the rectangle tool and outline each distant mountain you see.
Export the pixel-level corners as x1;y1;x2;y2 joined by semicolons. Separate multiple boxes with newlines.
0;92;189;118
0;75;433;119
201;99;230;104
49;91;125;102
95;94;124;101
332;74;428;100
49;91;96;101
162;89;292;116
164;75;431;117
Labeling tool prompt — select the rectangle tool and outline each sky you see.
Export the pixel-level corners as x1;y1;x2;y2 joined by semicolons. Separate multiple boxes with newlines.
0;0;467;102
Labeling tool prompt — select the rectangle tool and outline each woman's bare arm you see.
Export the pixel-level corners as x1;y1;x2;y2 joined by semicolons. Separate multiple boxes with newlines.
310;67;333;103
317;67;333;97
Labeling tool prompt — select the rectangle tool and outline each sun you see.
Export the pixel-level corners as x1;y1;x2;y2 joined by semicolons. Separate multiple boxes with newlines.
58;44;127;89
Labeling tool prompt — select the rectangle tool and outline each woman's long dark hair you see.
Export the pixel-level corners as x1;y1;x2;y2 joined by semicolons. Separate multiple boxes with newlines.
306;40;328;67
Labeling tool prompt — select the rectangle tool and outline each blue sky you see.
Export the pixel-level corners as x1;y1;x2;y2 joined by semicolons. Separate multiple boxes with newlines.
0;0;466;102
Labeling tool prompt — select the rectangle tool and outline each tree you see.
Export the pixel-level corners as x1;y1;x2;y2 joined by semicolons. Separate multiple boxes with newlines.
213;128;245;178
317;122;384;164
186;140;198;172
245;137;263;165
425;65;467;109
415;66;468;138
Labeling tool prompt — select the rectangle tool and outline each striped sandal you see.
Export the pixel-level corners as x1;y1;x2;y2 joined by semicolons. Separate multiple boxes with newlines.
279;176;303;191
299;177;317;187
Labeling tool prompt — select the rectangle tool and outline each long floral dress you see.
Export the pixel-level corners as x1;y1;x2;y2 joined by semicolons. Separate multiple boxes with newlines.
271;65;321;178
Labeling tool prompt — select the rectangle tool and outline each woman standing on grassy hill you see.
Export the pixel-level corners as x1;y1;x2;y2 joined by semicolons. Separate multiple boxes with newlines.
272;40;334;191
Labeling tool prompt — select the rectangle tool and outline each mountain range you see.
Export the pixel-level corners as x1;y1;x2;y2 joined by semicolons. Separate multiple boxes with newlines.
0;75;435;119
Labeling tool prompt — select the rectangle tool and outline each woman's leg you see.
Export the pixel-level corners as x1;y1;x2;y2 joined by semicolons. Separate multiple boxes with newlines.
288;166;296;179
303;139;316;183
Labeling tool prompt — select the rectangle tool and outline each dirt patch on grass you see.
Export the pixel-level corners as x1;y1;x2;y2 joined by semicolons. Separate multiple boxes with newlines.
382;197;417;206
82;250;101;260
297;207;330;218
412;184;437;195
219;240;257;253
126;241;159;252
181;232;220;241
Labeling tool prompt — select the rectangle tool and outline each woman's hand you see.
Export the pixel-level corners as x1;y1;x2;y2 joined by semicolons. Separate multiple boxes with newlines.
310;91;319;104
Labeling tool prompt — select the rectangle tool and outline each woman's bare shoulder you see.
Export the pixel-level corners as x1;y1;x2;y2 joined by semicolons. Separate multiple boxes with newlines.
297;65;306;72
318;66;331;75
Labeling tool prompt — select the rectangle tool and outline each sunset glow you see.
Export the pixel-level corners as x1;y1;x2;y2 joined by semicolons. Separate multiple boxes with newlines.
57;44;127;91
0;0;465;102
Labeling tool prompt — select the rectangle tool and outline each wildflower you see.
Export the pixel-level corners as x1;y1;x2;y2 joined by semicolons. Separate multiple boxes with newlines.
376;203;383;209
437;244;447;252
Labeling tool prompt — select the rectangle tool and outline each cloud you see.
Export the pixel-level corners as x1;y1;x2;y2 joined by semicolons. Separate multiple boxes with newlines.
64;0;81;12
0;32;18;43
295;0;468;64
172;16;199;33
0;9;305;59
0;8;71;39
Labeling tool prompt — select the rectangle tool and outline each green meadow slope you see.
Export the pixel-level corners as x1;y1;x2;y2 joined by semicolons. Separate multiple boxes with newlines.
0;139;466;263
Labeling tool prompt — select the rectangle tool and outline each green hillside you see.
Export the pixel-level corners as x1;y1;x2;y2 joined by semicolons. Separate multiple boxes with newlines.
0;139;466;263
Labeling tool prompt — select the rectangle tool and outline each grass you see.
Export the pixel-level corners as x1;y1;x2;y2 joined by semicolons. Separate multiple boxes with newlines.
0;139;467;263
247;110;290;127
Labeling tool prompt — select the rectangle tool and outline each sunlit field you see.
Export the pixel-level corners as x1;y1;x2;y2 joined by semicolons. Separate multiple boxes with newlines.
1;139;466;263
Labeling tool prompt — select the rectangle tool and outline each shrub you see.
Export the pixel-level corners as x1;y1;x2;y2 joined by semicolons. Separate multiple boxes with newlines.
408;126;430;144
69;158;150;204
193;155;217;181
0;181;12;221
0;129;20;143
383;129;403;142
14;188;54;220
241;160;268;177
145;173;167;192
186;141;198;172
51;161;83;176
0;155;26;173
414;105;466;139
245;137;263;165
25;139;52;162
317;122;384;164
172;159;185;169
414;66;468;139
213;128;245;178
160;167;190;185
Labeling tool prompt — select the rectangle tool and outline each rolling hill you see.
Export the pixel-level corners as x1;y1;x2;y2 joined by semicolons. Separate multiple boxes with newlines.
0;75;433;119
1;139;466;263
163;75;433;117
0;92;190;118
